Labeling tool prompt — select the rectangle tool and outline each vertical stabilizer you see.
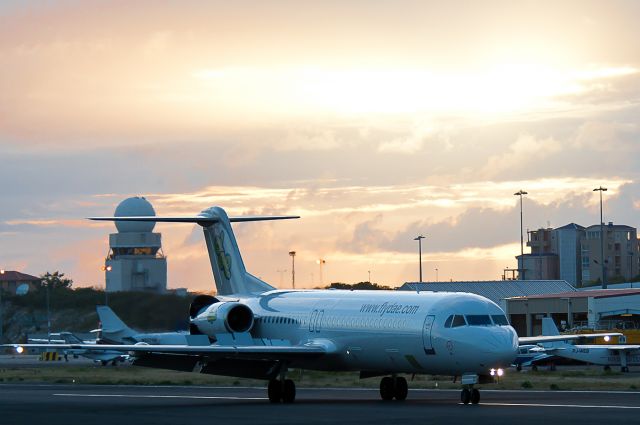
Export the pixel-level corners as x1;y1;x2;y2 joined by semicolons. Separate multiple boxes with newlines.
199;207;275;296
541;317;566;349
96;306;137;343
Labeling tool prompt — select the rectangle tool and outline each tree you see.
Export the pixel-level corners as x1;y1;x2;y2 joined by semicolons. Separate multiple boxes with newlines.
40;271;73;290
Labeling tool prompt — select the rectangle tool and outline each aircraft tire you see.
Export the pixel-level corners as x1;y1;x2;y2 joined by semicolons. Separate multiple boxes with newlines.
380;377;394;400
470;389;480;404
460;389;471;405
282;379;296;403
268;379;282;403
394;377;408;401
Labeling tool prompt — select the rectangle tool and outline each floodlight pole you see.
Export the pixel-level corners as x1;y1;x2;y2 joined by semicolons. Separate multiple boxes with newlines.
514;190;528;280
289;251;296;289
594;186;608;289
414;235;426;282
0;269;4;342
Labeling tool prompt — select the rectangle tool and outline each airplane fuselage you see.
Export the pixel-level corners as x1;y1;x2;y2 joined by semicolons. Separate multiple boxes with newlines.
194;289;519;376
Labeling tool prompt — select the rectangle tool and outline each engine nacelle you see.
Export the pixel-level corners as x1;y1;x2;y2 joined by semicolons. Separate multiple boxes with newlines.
191;301;254;336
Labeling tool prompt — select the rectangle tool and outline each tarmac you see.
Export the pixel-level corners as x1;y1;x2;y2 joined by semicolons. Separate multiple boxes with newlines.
0;383;639;425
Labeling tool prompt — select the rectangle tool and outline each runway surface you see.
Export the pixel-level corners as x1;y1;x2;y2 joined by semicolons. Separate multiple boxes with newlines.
1;384;639;425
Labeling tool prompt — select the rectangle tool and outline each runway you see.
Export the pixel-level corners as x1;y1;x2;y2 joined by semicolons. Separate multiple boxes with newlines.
1;384;639;425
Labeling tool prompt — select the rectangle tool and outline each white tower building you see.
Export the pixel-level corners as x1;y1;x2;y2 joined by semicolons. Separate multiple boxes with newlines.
105;197;167;293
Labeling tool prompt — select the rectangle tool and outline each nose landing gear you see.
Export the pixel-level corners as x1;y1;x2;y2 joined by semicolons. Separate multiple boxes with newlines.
379;376;408;401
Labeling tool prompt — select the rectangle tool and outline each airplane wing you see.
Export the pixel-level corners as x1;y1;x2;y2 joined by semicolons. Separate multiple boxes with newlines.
519;332;623;345
606;345;640;352
6;343;328;361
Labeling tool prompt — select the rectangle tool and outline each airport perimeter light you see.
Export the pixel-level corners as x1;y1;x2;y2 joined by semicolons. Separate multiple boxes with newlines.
514;190;528;280
593;186;608;289
414;235;426;282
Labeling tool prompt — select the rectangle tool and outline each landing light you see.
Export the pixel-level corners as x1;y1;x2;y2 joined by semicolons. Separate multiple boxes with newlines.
604;336;610;342
15;346;24;354
490;368;496;376
497;368;504;377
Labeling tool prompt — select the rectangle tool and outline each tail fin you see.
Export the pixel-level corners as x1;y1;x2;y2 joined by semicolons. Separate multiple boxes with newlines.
96;306;137;342
542;317;560;336
541;317;566;349
90;206;299;296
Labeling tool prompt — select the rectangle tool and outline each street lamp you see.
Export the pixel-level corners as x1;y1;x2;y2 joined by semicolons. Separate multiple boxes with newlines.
514;190;528;280
289;251;296;289
414;235;426;282
316;259;326;285
593;186;608;289
435;267;439;282
276;269;287;286
367;270;371;283
43;278;51;343
0;269;4;343
102;264;112;305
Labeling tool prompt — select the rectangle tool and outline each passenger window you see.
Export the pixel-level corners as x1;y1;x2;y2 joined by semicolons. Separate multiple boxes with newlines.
451;315;467;327
491;314;509;326
444;315;454;328
466;315;492;326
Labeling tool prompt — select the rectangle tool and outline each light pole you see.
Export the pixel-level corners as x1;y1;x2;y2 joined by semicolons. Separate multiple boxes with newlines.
514;190;528;280
367;270;371;283
435;267;439;282
43;278;51;343
593;186;608;289
102;264;112;305
276;269;287;286
414;235;426;282
316;259;326;285
289;251;296;289
0;269;4;343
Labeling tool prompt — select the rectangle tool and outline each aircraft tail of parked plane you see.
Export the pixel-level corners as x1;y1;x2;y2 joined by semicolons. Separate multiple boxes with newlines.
97;305;137;342
90;207;297;296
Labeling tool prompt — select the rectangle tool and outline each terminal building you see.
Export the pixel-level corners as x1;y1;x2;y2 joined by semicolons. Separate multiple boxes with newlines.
104;197;167;293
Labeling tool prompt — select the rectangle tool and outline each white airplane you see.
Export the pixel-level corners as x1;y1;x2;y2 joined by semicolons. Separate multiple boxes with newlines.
8;206;585;404
97;305;189;345
533;318;636;372
28;331;126;365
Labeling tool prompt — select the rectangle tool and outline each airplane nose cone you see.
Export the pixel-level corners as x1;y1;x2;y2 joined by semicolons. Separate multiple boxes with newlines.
484;327;519;364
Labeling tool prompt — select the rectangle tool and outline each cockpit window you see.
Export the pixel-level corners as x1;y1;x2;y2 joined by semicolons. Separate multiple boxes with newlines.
444;315;454;328
466;315;492;326
451;315;467;327
491;314;509;326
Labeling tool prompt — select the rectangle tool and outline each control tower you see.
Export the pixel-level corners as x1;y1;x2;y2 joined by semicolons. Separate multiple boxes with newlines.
104;196;167;293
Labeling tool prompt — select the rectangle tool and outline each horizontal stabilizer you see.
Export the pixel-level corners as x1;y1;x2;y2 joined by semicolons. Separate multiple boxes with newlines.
89;215;299;225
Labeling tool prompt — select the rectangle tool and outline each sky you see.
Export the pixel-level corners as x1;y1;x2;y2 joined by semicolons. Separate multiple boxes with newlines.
2;1;640;292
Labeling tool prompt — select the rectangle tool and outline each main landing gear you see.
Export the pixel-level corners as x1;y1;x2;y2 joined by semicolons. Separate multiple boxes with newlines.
268;378;296;403
460;387;480;405
379;376;408;401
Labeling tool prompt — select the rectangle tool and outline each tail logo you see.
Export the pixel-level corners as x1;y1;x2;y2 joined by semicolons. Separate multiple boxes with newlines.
213;227;232;280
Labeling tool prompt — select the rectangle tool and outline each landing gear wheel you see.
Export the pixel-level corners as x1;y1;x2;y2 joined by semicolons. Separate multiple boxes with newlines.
461;388;471;404
282;379;296;403
268;379;282;403
394;377;408;401
380;377;394;400
549;363;556;371
516;364;522;372
621;366;629;373
470;388;480;404
604;365;611;372
531;365;538;372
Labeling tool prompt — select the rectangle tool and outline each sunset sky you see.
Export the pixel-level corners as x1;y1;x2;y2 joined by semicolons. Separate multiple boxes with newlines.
2;1;640;292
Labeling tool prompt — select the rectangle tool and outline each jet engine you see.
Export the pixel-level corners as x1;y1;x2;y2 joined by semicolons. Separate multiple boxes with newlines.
190;299;254;336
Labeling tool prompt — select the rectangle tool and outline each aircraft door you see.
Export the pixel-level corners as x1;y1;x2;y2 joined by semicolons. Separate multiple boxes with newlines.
309;309;318;332
423;315;436;355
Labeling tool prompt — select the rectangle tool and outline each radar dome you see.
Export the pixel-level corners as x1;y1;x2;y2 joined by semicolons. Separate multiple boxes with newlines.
114;196;156;233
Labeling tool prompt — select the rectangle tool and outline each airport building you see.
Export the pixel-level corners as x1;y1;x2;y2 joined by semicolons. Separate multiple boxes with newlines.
0;270;40;294
504;288;640;338
104;197;167;293
516;222;640;287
